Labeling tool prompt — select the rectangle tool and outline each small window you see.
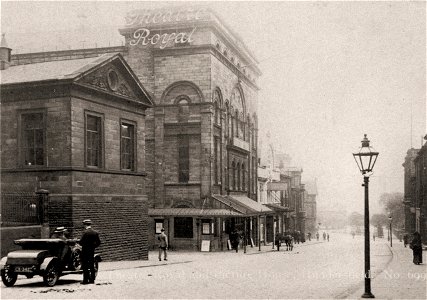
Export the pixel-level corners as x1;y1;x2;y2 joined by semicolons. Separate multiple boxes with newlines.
121;122;135;170
174;217;193;238
85;113;103;167
21;112;45;166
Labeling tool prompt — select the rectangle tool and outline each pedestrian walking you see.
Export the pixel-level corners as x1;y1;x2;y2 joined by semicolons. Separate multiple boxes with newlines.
316;232;319;241
307;232;311;241
403;233;408;248
323;232;326;241
158;228;168;261
275;233;282;251
409;231;423;265
79;219;101;284
327;233;329;242
230;229;241;253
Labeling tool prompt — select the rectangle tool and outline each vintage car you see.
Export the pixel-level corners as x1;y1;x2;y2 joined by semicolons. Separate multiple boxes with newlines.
0;238;101;287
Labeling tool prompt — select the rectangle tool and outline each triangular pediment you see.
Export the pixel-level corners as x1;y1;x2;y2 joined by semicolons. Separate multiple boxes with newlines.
75;53;153;107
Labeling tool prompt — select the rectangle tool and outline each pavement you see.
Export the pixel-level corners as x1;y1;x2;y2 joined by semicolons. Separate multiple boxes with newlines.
346;237;426;300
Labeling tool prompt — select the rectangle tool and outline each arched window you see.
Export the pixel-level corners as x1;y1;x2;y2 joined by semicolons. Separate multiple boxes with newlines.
237;162;241;191
177;97;190;122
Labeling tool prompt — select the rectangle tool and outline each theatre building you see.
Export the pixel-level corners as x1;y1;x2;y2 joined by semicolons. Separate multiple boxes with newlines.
1;6;267;254
1;42;153;260
118;6;269;250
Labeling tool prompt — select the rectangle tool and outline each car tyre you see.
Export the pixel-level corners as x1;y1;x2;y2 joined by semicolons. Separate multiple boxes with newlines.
43;263;59;287
1;266;18;287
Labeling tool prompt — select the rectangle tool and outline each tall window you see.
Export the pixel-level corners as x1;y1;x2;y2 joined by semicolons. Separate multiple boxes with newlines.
235;111;239;138
237;162;241;191
231;161;236;190
214;137;221;184
174;217;193;238
178;135;189;182
242;163;246;191
121;122;135;170
21;112;44;166
86;114;103;167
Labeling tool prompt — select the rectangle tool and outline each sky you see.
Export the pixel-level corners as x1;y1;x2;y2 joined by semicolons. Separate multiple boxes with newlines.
1;0;426;215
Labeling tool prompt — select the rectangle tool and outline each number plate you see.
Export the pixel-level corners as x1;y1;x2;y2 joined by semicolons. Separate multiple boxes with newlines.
14;266;34;273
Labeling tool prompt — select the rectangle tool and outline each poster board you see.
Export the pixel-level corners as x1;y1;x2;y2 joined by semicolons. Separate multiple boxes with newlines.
201;240;210;252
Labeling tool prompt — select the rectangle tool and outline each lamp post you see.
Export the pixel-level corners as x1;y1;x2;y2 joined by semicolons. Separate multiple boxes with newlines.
353;134;379;299
388;216;392;247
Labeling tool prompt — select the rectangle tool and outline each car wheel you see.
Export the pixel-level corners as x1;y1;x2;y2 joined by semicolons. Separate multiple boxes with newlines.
43;263;59;287
71;248;81;271
1;266;17;287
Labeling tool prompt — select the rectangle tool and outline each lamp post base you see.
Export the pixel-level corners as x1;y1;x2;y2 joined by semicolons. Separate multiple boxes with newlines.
361;292;375;298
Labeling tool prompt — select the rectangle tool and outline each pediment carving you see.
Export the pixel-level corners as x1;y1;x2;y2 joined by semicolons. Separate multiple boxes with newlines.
78;64;137;100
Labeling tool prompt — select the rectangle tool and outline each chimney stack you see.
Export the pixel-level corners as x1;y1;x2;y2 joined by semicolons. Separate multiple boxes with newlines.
0;33;12;70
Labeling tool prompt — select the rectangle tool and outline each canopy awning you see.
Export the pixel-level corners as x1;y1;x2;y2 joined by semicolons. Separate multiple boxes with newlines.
148;208;242;217
212;194;273;215
264;203;291;212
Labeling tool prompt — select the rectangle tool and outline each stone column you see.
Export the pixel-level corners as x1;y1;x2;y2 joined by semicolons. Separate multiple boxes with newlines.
36;189;49;238
200;103;213;199
154;107;165;207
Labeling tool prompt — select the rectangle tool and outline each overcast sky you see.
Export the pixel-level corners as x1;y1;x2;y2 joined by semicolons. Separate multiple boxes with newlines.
1;1;426;215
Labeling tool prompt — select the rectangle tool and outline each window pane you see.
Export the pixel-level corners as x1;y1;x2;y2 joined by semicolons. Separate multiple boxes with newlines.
121;123;134;170
174;217;193;238
86;115;102;167
21;113;44;166
178;135;189;182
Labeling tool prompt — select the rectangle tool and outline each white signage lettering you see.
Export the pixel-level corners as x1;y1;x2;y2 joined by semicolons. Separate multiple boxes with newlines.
129;27;196;48
125;8;207;27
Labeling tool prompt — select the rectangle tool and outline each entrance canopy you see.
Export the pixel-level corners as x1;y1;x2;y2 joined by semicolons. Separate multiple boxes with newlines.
212;194;273;216
149;208;242;217
264;203;291;213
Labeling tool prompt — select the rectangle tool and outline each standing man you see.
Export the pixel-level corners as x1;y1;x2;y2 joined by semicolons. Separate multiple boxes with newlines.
158;228;168;261
80;219;101;284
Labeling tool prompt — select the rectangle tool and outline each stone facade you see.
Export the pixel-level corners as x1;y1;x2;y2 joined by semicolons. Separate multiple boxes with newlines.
1;53;152;260
402;148;419;236
413;142;427;241
119;7;261;250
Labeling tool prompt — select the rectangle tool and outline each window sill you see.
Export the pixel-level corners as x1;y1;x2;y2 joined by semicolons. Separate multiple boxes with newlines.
165;181;201;186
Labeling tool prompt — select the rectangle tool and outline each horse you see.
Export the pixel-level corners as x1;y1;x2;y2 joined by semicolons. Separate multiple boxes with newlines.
283;234;293;251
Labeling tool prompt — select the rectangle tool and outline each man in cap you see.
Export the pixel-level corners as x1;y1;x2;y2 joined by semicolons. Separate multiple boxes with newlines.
157;228;168;261
51;227;66;240
79;219;101;284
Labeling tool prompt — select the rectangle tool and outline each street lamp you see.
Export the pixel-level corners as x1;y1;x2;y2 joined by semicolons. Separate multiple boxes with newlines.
388;216;392;247
353;134;379;299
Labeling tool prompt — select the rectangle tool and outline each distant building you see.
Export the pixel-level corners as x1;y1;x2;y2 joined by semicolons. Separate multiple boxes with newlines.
413;140;427;241
402;148;419;236
303;179;318;234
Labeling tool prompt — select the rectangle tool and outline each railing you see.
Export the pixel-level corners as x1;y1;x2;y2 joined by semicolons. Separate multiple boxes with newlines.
1;192;42;226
